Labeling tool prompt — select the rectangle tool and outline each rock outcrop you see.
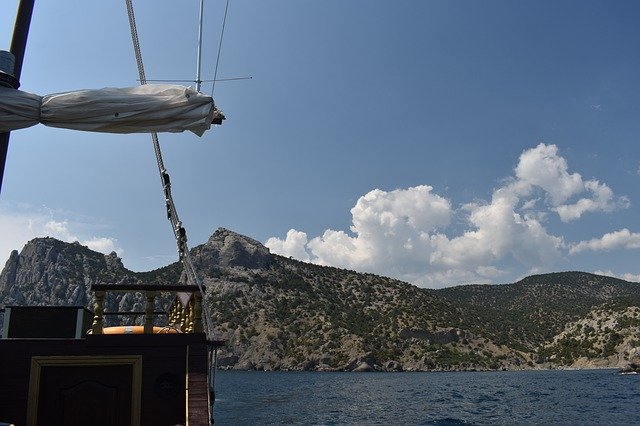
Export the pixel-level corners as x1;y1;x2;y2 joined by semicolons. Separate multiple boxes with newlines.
0;238;129;307
194;228;271;270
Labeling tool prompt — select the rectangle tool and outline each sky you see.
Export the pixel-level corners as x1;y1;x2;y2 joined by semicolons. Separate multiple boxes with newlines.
2;0;640;288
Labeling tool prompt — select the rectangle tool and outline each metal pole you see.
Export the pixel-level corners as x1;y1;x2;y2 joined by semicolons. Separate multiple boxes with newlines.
0;0;36;196
195;0;205;92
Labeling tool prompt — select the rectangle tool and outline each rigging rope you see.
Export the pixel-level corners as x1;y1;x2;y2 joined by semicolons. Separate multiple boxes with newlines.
125;0;215;339
211;0;230;96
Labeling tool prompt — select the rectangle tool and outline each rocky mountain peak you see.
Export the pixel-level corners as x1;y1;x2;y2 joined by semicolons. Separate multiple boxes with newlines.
2;250;20;288
104;251;124;270
201;227;271;269
0;237;129;307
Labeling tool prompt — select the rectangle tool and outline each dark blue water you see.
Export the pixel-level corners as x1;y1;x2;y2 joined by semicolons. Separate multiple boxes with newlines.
213;369;640;425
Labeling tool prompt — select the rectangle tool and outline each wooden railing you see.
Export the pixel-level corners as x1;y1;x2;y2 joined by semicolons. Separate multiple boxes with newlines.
90;284;204;335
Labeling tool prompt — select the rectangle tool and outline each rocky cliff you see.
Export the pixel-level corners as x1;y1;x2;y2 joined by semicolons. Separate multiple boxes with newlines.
0;238;127;307
0;237;172;327
2;228;640;372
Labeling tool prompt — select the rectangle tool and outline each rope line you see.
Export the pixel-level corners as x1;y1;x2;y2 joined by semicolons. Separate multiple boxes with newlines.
125;0;214;339
125;0;146;84
211;0;230;96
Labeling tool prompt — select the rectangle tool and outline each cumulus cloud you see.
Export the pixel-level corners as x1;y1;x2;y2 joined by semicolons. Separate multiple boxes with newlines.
0;206;122;268
265;229;311;262
569;229;640;254
515;143;583;205
308;186;452;279
267;183;564;287
267;144;628;288
554;180;628;222
83;237;120;254
515;144;627;222
435;197;562;271
267;186;452;284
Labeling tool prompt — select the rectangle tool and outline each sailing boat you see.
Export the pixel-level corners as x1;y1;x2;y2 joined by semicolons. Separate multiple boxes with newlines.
0;1;229;425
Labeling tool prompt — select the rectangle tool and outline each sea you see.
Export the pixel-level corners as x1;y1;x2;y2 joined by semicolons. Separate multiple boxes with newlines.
213;369;640;425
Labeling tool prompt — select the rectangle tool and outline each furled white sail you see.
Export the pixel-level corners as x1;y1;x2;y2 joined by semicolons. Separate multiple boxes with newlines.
0;84;224;136
0;86;41;131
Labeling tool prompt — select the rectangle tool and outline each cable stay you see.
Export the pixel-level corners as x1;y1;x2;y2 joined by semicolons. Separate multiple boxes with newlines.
211;0;230;96
132;0;240;96
139;0;237;95
124;0;215;339
138;76;252;83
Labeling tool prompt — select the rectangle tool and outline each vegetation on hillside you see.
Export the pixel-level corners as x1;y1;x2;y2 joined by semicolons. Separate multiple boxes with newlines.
2;233;639;371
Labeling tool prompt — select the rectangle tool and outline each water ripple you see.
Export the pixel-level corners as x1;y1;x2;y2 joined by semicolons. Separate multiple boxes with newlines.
214;370;640;425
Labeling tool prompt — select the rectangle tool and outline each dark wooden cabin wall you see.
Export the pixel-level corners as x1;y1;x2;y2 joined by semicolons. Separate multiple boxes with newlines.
0;334;209;426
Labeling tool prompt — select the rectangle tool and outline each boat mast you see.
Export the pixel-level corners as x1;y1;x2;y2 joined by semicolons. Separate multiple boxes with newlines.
195;0;205;92
0;0;35;195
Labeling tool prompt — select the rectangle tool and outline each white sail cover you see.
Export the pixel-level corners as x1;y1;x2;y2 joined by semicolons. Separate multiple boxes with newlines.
0;84;224;136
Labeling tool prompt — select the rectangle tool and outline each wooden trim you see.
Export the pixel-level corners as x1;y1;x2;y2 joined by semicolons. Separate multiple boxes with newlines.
27;355;143;426
185;345;190;426
92;291;105;334
144;291;157;334
185;344;212;426
207;348;213;422
74;308;83;338
91;284;203;292
2;307;10;338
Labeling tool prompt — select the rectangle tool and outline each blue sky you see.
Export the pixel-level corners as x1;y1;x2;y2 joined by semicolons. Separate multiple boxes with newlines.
1;0;640;287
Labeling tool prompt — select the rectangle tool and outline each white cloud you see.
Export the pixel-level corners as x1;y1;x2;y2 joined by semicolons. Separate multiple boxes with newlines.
554;180;627;222
593;270;640;283
265;229;311;262
521;198;538;210
267;186;452;283
475;265;504;278
308;186;452;278
515;144;627;221
267;183;564;287
0;206;122;268
515;143;583;205
83;237;120;254
266;144;629;288
569;228;640;254
44;219;76;238
430;185;563;270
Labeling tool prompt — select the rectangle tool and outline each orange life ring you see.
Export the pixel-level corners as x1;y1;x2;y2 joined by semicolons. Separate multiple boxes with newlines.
101;326;181;334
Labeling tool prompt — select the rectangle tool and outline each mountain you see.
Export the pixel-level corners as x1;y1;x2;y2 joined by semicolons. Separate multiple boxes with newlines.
2;228;639;371
438;272;640;349
0;237;129;307
0;237;178;325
